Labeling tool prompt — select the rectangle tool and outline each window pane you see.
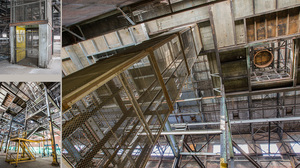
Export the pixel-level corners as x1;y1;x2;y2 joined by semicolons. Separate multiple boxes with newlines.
260;144;280;156
213;145;220;153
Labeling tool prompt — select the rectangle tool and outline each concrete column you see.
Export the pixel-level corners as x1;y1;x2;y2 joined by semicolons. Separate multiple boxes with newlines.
10;26;15;63
39;24;51;68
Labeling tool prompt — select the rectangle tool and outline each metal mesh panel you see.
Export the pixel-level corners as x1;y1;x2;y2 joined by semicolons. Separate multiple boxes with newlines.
62;29;197;167
11;0;46;23
153;37;188;103
181;29;197;71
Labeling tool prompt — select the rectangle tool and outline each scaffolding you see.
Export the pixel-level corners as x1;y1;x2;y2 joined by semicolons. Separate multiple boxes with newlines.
5;138;51;166
0;82;61;166
62;25;200;167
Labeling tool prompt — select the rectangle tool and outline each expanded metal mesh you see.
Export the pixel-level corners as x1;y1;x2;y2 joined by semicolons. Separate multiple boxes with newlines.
62;29;198;167
11;0;46;23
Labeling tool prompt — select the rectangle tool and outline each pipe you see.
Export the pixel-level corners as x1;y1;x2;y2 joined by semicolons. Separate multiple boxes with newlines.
180;152;220;156
139;129;222;136
171;116;300;127
45;88;59;166
116;7;135;25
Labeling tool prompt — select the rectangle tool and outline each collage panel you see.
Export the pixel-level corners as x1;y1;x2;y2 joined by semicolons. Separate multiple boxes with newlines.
0;0;300;168
0;0;61;75
0;82;61;167
61;1;300;168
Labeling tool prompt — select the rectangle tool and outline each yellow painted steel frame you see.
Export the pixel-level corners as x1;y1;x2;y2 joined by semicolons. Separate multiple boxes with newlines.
16;26;26;63
5;138;51;166
0;138;4;151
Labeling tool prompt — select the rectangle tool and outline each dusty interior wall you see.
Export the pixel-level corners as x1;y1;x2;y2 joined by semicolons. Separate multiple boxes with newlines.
62;0;300;76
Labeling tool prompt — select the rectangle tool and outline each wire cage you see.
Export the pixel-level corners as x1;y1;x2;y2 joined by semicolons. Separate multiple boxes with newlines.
10;0;49;23
62;25;201;167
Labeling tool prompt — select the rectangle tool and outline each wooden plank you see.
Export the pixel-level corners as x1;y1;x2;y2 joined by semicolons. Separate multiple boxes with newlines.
61;48;69;59
81;40;97;55
118;29;134;46
131;24;148;43
104;32;122;48
256;15;266;40
288;8;299;35
93;36;109;52
211;1;235;48
64;46;84;70
266;13;277;38
277;10;288;36
148;50;174;111
62;60;78;75
72;44;90;67
62;51;148;110
246;18;255;42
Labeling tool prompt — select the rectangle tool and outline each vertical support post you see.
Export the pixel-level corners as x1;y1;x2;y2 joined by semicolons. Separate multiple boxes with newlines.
45;87;59;166
177;32;191;75
164;121;179;157
4;118;13;153
285;40;288;70
39;24;49;68
293;39;299;87
220;84;227;168
0;137;4;151
277;41;281;70
118;73;154;144
246;47;252;91
10;26;15;64
148;50;174;111
268;122;271;154
172;133;185;168
16;139;20;166
129;27;137;44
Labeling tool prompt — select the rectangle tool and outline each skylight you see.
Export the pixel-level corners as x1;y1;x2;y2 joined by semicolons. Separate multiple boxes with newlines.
234;144;249;154
260;144;280;156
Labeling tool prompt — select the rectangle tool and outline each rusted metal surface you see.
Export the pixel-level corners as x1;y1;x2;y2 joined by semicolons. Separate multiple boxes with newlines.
253;50;274;68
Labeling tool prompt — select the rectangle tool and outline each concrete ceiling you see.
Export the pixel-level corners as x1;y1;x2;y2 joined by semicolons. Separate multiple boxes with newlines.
62;0;145;26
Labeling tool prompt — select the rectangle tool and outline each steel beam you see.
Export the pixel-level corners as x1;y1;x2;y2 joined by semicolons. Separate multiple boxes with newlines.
4;118;13;153
116;7;135;25
294;39;300;87
183;142;205;168
45;88;59;166
171;116;300;127
220;84;227;167
232;141;261;168
139;130;222;136
180;152;220;156
164;120;179;157
62;27;85;40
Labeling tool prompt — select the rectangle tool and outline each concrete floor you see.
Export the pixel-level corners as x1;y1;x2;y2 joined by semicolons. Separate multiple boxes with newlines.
0;153;60;168
0;42;61;75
